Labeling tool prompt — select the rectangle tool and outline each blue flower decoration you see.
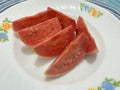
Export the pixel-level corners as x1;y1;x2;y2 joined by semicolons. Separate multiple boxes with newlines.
101;81;115;90
83;5;89;12
0;32;8;42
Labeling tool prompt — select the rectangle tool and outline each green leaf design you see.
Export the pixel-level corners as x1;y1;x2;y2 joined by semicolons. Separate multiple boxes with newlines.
105;77;114;82
3;39;7;42
97;86;102;90
100;12;103;16
0;39;8;42
117;81;120;84
113;80;117;85
105;77;120;87
88;7;93;13
0;18;12;42
0;27;3;31
3;18;11;23
80;3;103;18
80;3;85;11
3;30;8;33
97;11;103;18
0;29;8;33
0;27;8;33
113;80;120;87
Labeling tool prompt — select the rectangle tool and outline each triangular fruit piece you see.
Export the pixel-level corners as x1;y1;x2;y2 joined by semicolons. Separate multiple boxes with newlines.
34;25;75;57
18;17;61;47
12;7;76;32
47;7;76;29
45;33;89;77
12;9;55;32
76;16;98;55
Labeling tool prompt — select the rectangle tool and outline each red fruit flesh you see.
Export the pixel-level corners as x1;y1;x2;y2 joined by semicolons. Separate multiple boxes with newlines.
47;7;76;29
45;33;89;77
12;7;76;32
12;9;55;32
34;25;75;57
76;16;98;55
18;17;61;47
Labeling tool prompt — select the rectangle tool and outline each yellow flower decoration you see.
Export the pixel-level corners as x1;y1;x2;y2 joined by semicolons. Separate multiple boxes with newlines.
88;88;97;90
2;22;11;30
80;3;103;18
1;18;11;30
90;9;99;17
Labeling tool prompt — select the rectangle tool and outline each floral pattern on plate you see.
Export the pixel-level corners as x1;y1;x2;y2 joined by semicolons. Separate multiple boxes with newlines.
88;77;120;90
80;3;103;18
0;18;12;42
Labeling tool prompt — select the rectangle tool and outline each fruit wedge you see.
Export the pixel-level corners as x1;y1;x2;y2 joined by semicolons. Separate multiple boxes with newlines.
47;7;76;29
18;17;61;47
45;33;89;77
12;7;76;32
34;25;75;57
76;16;98;55
12;9;55;32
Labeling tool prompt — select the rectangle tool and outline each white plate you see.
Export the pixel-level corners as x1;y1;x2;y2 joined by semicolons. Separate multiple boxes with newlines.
0;0;120;90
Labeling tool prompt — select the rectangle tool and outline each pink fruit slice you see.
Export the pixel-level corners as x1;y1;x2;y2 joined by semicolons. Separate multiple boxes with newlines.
34;25;75;57
12;7;76;32
18;17;61;47
76;16;98;55
47;7;76;29
12;9;55;32
45;33;89;77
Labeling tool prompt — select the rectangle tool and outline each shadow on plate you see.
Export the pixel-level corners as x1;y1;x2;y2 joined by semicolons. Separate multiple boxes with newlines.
22;46;34;55
44;72;69;82
85;53;97;64
34;56;55;67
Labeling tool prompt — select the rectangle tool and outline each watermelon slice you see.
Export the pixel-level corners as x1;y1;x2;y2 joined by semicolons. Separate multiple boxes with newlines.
45;33;89;77
47;7;76;29
12;9;55;32
12;7;76;32
76;16;98;55
18;17;61;47
34;25;75;57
